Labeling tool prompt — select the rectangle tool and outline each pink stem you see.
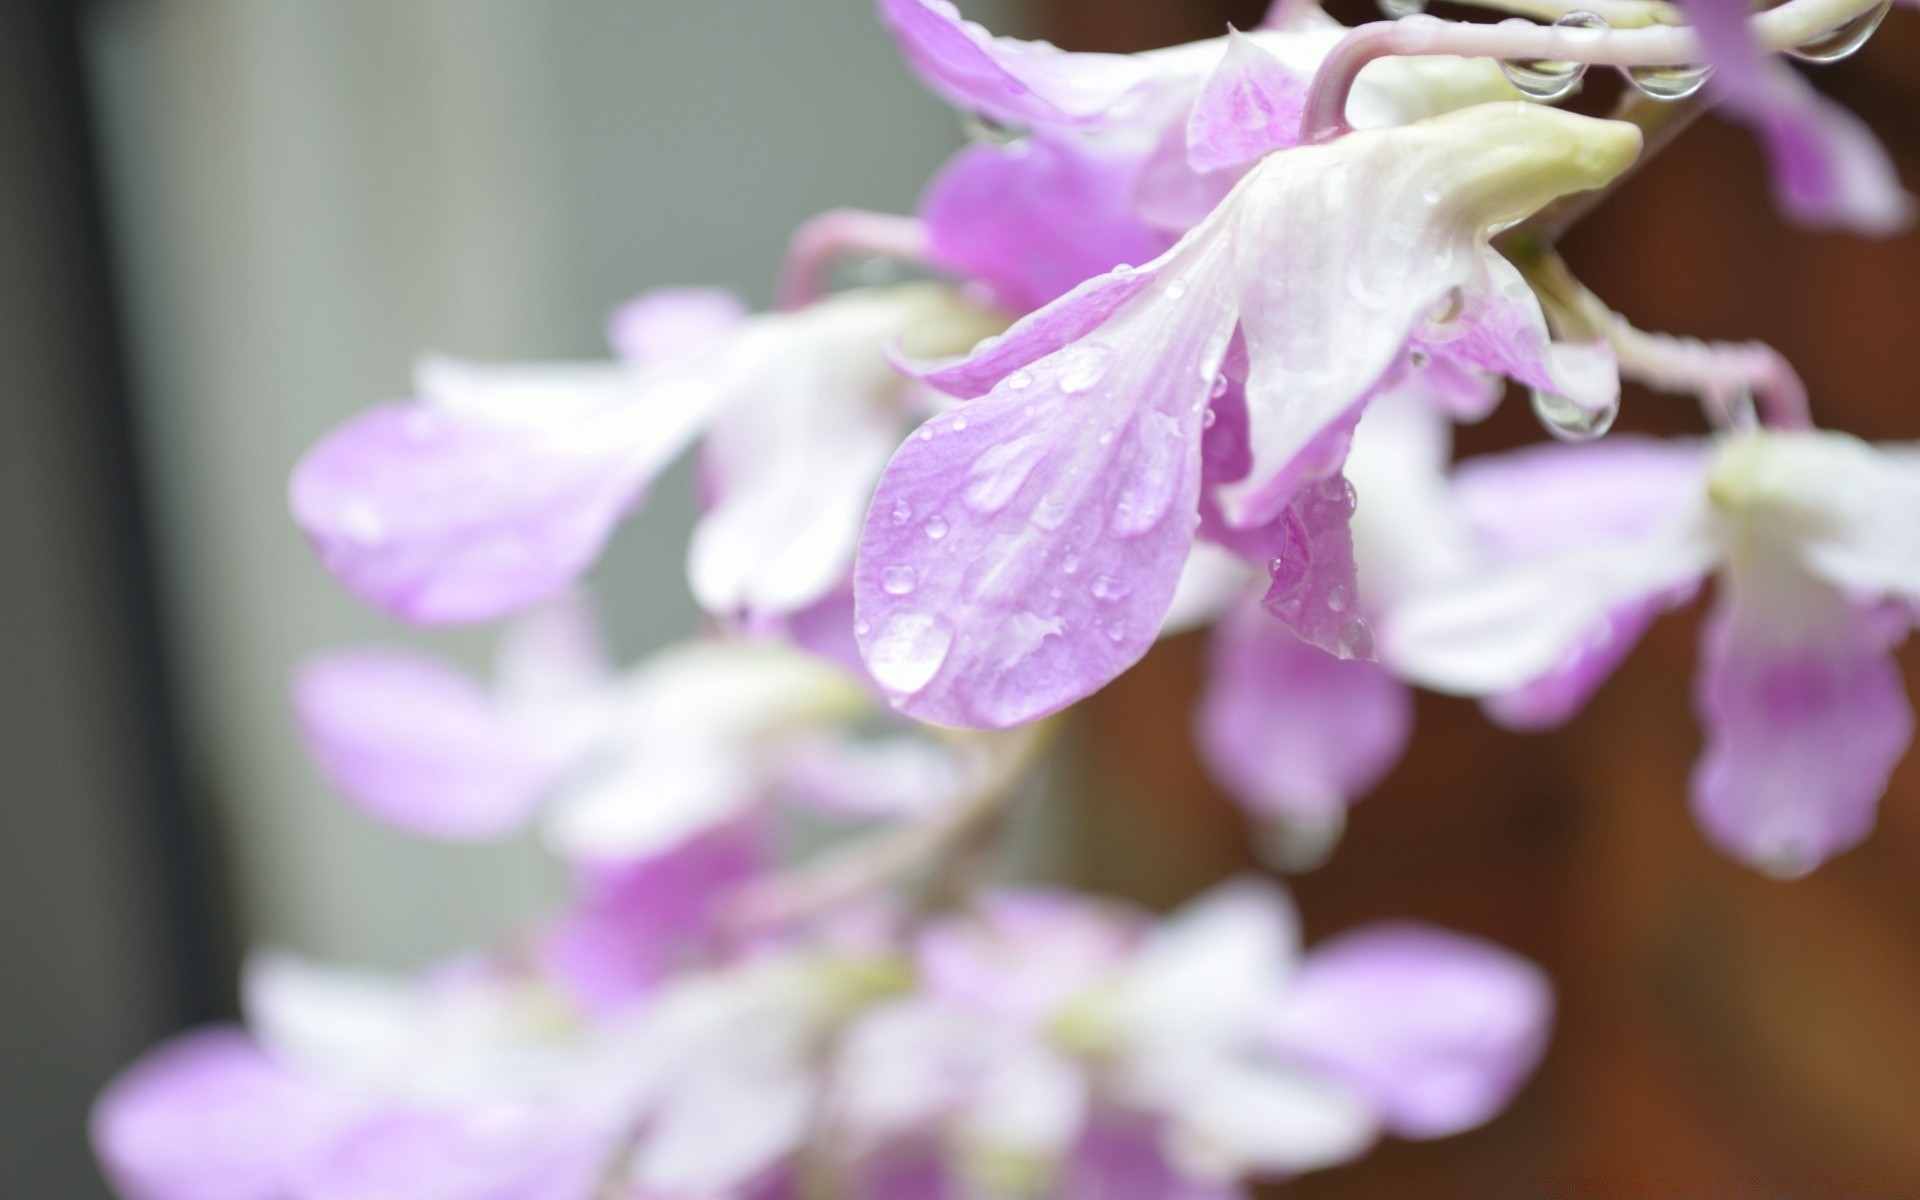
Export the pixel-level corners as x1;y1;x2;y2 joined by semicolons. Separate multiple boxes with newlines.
776;209;929;311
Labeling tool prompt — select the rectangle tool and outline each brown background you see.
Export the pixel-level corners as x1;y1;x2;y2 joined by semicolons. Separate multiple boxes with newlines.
1050;1;1920;1192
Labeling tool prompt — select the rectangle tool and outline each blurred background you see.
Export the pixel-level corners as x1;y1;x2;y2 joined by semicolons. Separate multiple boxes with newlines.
1;0;1915;1195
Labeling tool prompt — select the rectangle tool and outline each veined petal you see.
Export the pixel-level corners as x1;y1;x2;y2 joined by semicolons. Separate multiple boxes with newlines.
92;1029;341;1200
1691;574;1913;875
878;0;1166;129
292;650;565;842
1269;924;1551;1140
1196;599;1412;822
1186;30;1307;174
922;136;1175;314
1680;0;1912;234
1222;104;1641;527
855;235;1236;727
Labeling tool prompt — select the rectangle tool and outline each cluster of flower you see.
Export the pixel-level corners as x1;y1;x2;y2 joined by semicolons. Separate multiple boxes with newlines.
94;0;1914;1196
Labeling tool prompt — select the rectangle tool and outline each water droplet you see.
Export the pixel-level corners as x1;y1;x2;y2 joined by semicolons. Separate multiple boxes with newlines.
1090;574;1131;601
1787;0;1889;62
1062;554;1080;575
972;333;1002;354
1097;428;1114;446
1111;264;1135;277
1164;281;1188;300
867;613;954;696
1530;387;1619;441
1031;495;1069;530
1336;619;1373;659
917;428;934;441
1379;0;1425;16
1500;12;1605;102
1210;374;1230;399
1256;808;1346;875
1006;369;1033;390
1104;622;1127;643
881;565;918;596
923;515;948;540
890;500;913;525
1203;407;1219;429
854;620;871;637
962;112;1029;149
1057;343;1116;395
1327;585;1350;614
962;434;1047;514
1623;61;1712;99
951;416;968;432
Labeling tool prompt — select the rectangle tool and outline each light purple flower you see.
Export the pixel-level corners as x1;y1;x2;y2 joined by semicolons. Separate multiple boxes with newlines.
856;104;1641;727
1679;0;1912;234
292;285;992;628
833;878;1550;1188
1386;429;1920;875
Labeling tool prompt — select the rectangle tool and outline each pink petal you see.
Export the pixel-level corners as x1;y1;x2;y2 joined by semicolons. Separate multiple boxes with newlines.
1480;596;1670;730
1270;924;1552;1140
1196;598;1412;823
1185;30;1306;174
1061;1113;1249;1200
92;1029;340;1200
302;1106;609;1200
855;239;1234;727
1691;586;1914;876
607;287;748;365
877;0;1163;129
292;651;562;842
922;136;1174;314
289;401;650;626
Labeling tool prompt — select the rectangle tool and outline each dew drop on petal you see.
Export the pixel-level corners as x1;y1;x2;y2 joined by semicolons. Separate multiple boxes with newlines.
1204;407;1218;429
1164;281;1188;300
1623;61;1711;99
1104;622;1127;643
1379;0;1425;16
1057;343;1116;395
1530;387;1619;441
1500;12;1603;102
1007;369;1033;390
1787;0;1889;63
867;613;954;696
891;500;913;525
951;416;969;432
881;565;918;596
854;620;871;638
923;515;948;540
1209;374;1230;399
1090;574;1131;601
1062;553;1080;575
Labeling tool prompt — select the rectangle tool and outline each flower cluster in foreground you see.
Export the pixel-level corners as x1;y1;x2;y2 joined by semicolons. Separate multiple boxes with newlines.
97;0;1914;1195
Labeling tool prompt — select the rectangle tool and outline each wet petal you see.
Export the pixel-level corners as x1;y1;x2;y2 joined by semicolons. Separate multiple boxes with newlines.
1270;924;1551;1139
1691;580;1914;875
1186;30;1307;174
922;136;1174;314
1223;104;1642;526
856;238;1236;728
292;650;566;842
1196;599;1412;823
92;1029;340;1200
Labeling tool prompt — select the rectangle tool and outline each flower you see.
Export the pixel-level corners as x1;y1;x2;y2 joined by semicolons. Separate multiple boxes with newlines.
857;102;1641;727
832;879;1551;1191
291;600;979;867
888;0;1521;312
1677;0;1912;235
1385;428;1920;875
291;284;994;628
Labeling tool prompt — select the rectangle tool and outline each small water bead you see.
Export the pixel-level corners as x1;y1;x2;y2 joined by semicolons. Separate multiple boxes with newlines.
962;112;1029;149
1530;387;1619;441
881;565;918;596
1058;343;1116;395
1787;0;1890;63
1104;622;1127;644
854;620;871;637
1327;585;1350;614
1090;574;1131;601
1622;61;1711;100
1062;554;1080;575
923;515;948;540
891;500;913;525
951;416;968;432
1006;369;1033;390
1203;407;1219;429
1210;374;1230;400
867;613;954;696
1164;281;1188;300
1499;12;1607;103
1378;0;1425;17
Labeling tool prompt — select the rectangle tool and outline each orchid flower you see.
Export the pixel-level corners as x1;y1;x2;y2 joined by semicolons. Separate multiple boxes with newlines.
292;284;997;628
1677;0;1912;235
857;102;1640;727
887;0;1522;312
1386;428;1920;875
291;600;993;870
832;879;1550;1192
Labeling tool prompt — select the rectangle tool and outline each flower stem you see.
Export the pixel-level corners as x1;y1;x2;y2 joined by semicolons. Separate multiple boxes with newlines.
777;209;928;311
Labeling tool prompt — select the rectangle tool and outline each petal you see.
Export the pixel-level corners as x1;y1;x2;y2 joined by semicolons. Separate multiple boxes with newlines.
855;236;1235;727
1116;878;1300;1040
1145;1052;1377;1177
92;1029;339;1200
1691;579;1914;875
1680;0;1912;234
1454;436;1710;558
544;741;761;863
1479;596;1668;730
291;650;563;842
1161;540;1260;636
607;287;748;365
302;1106;609;1200
1221;104;1642;526
630;1067;814;1193
1195;598;1412;822
776;733;969;819
1269;924;1552;1139
922;136;1174;314
1185;30;1307;174
1423;250;1618;422
1061;1114;1249;1200
877;0;1164;129
1257;474;1372;659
